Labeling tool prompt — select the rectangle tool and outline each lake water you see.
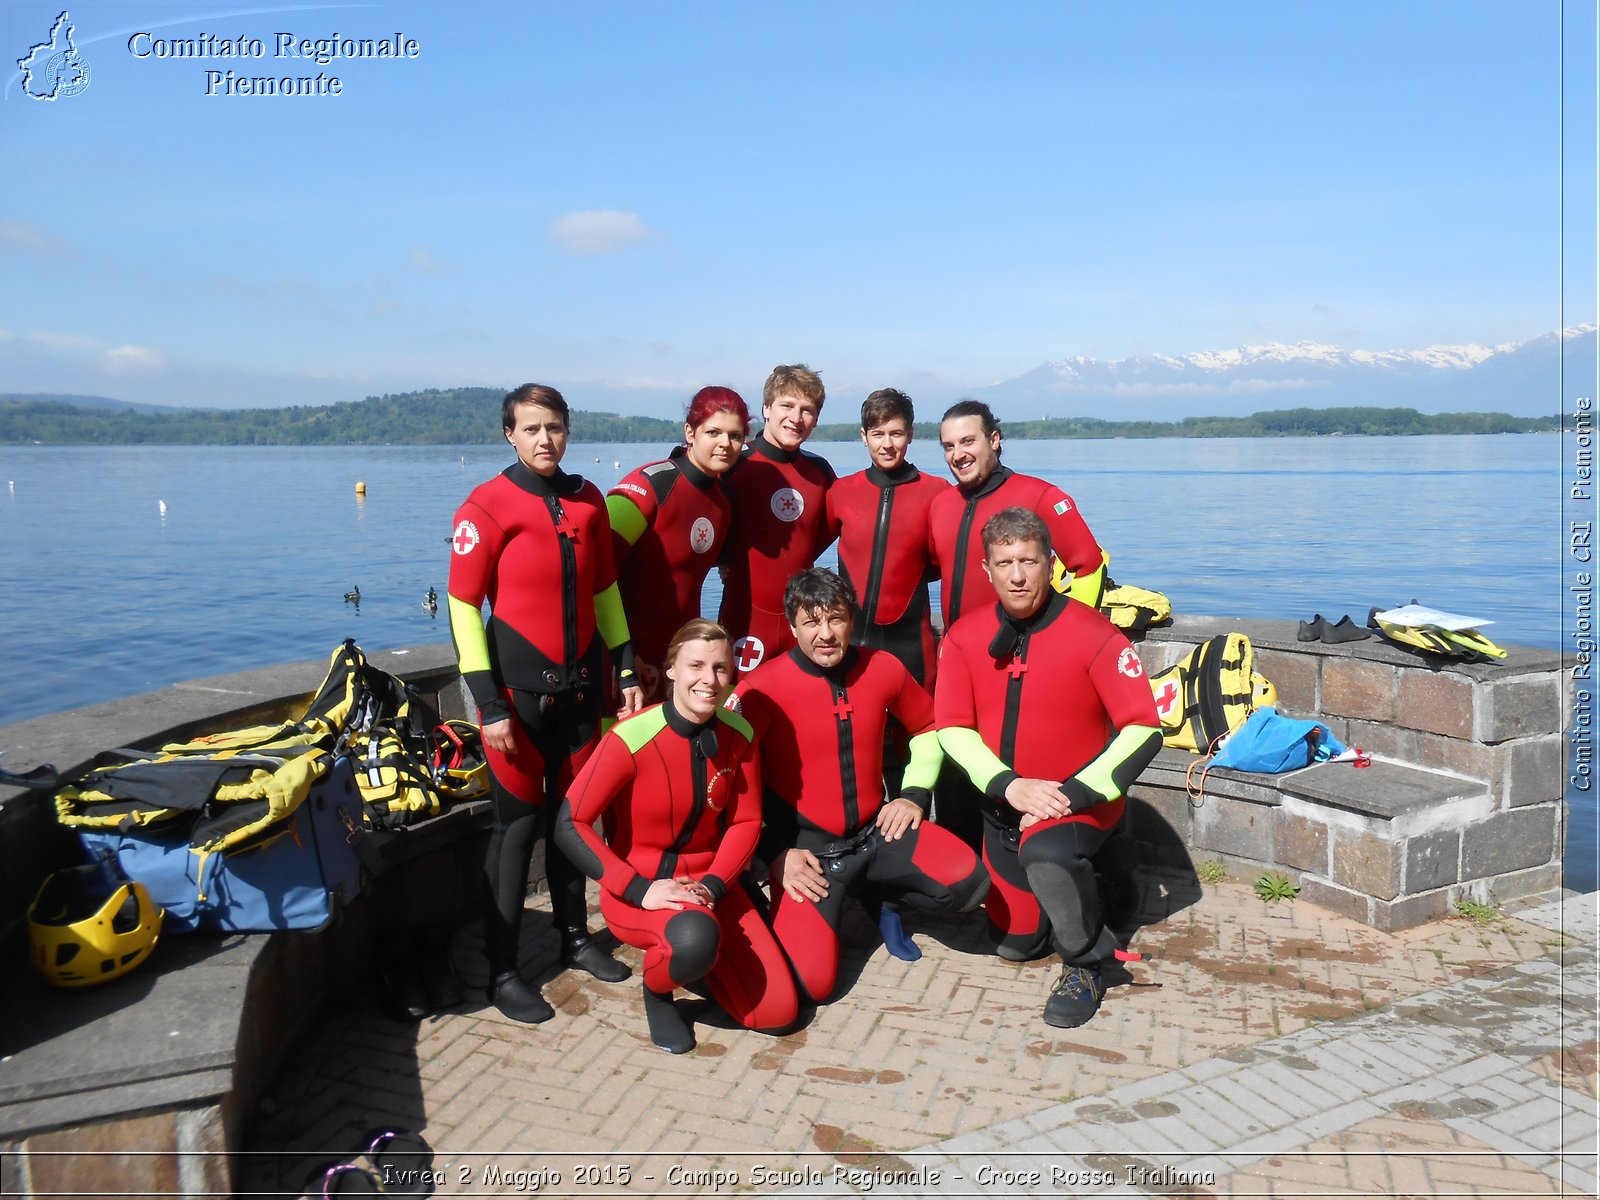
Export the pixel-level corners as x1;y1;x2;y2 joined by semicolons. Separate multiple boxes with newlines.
2;434;1591;888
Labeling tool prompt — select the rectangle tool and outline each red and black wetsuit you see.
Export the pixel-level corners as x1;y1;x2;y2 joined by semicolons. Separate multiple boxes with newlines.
718;434;837;673
736;646;987;1003
935;591;1160;963
825;463;949;690
607;448;732;701
554;700;799;1032
929;466;1103;627
447;461;633;976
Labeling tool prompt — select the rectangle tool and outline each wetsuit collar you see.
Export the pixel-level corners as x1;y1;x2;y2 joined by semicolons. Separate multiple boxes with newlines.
987;588;1068;659
785;645;861;681
959;462;1013;500
748;432;801;464
865;461;920;488
505;460;585;498
668;445;716;490
663;695;721;755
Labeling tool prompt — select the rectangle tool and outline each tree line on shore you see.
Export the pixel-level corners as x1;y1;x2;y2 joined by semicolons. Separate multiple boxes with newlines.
0;388;1561;446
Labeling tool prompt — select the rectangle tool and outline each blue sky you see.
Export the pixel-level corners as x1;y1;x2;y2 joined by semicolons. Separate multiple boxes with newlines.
2;1;1595;414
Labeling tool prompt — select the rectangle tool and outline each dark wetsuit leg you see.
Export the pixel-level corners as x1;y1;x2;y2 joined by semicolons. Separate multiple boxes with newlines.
600;882;798;1030
865;822;989;915
980;818;1053;961
1017;819;1120;965
482;687;600;974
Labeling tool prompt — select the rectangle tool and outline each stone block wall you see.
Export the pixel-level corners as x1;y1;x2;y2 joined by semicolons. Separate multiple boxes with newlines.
1129;616;1568;930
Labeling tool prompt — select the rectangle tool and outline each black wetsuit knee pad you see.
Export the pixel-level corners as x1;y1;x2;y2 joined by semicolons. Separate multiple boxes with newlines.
662;908;720;984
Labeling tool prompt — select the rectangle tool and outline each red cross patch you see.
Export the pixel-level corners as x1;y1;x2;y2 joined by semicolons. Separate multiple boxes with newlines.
1117;647;1144;679
770;488;804;523
452;520;480;555
1153;679;1179;718
734;636;765;672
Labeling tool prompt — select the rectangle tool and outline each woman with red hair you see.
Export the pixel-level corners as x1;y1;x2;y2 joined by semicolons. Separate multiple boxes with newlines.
606;387;750;700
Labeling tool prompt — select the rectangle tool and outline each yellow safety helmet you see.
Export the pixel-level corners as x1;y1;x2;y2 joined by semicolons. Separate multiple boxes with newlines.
29;863;163;988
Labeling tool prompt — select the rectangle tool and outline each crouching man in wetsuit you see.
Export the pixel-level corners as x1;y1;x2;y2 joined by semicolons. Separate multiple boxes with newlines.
734;568;989;1005
935;507;1160;1028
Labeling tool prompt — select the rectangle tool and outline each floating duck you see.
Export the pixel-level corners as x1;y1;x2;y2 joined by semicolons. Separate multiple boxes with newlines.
424;587;439;613
344;586;361;604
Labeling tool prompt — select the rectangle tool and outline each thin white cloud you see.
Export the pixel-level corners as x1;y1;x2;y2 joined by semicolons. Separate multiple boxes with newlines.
407;244;455;274
547;209;656;256
0;220;73;257
103;344;169;373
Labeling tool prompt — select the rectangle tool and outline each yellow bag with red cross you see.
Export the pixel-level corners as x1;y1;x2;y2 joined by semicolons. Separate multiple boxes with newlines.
1147;632;1276;753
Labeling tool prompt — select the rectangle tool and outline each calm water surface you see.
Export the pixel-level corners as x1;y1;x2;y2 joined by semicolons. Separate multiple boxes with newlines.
1;434;1589;886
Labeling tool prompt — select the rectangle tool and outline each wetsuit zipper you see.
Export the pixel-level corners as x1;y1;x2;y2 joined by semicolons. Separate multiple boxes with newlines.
832;680;860;833
659;735;710;880
999;630;1027;766
548;496;579;682
860;485;895;630
948;494;979;624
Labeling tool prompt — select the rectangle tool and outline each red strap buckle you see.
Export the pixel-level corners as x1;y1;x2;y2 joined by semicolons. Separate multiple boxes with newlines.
1353;749;1372;768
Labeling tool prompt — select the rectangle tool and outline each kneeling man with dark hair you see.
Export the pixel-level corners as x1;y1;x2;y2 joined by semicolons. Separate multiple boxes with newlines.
735;568;989;1005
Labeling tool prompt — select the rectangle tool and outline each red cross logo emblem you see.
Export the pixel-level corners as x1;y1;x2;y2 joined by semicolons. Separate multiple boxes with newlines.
734;636;765;672
1006;655;1029;680
452;520;479;555
770;488;804;523
1154;679;1179;718
553;513;579;542
831;693;853;722
689;517;715;555
1117;647;1144;679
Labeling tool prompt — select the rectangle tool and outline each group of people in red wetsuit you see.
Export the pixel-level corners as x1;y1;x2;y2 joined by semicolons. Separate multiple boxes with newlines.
447;367;1161;1053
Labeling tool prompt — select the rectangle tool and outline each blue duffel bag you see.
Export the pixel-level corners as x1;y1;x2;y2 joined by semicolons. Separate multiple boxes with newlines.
78;757;365;933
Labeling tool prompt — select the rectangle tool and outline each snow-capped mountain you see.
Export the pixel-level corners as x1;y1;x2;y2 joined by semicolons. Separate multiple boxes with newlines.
973;325;1596;420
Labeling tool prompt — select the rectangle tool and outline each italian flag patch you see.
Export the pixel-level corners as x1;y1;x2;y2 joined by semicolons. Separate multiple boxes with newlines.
1054;498;1073;514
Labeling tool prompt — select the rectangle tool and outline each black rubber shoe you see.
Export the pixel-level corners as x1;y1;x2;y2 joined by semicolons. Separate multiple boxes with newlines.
1297;615;1329;642
563;938;631;983
1042;964;1105;1028
642;987;695;1054
490;971;554;1024
1323;615;1373;643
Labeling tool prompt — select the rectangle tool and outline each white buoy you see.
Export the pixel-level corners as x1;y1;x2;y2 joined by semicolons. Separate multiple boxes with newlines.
158;500;167;515
613;461;620;469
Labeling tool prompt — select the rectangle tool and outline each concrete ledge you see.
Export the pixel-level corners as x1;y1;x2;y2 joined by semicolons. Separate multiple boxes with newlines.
1128;616;1568;932
0;643;484;1197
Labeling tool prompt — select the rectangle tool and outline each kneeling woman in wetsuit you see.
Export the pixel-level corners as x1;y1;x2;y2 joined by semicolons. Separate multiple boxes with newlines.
556;619;799;1053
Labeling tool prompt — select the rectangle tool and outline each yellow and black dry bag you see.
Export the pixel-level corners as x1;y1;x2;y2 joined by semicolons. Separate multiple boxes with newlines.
1147;632;1276;753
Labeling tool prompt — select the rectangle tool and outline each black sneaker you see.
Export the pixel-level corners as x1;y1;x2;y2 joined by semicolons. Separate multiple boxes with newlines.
1042;964;1104;1028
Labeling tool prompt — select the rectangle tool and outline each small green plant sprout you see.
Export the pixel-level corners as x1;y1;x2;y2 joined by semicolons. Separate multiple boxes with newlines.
1196;859;1228;885
1452;897;1500;924
1254;871;1300;903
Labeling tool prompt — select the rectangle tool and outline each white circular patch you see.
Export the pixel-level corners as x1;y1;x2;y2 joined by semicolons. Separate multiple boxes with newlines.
770;487;804;523
1117;646;1144;679
734;635;766;672
451;519;480;555
689;516;716;554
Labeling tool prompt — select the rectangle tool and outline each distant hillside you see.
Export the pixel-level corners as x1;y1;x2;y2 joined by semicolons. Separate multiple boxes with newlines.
0;388;681;445
0;392;191;414
0;390;1559;446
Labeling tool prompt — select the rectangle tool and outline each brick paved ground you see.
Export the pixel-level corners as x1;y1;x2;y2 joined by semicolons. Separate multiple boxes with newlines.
238;877;1597;1198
